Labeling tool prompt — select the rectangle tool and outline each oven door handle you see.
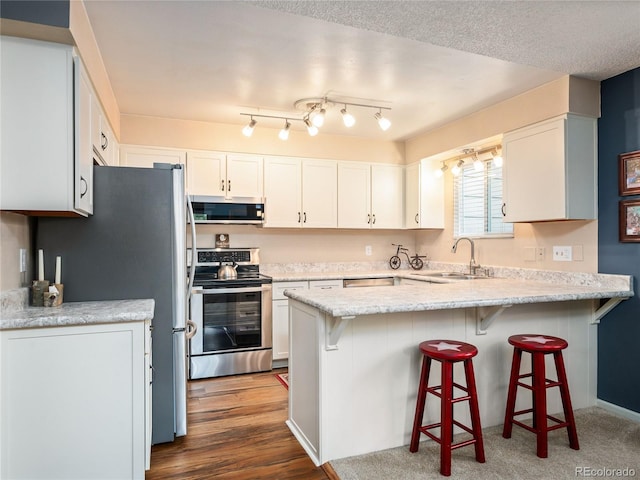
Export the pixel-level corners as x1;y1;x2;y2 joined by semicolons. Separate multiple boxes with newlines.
194;286;269;295
185;319;197;340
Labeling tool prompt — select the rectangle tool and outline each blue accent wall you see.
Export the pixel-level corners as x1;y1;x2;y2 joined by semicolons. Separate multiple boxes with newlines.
0;1;69;28
598;67;640;412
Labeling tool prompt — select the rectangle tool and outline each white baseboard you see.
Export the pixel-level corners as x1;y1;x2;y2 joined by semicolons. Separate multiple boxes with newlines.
596;399;640;423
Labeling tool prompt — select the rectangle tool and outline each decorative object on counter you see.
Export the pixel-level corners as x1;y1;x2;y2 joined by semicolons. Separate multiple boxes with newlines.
410;339;485;476
31;280;49;307
618;150;640;196
43;284;64;307
503;334;579;459
619;199;640;242
215;233;230;248
389;243;426;270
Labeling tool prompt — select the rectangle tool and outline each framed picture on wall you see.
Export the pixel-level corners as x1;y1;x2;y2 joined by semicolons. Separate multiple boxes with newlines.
619;150;640;196
620;199;640;242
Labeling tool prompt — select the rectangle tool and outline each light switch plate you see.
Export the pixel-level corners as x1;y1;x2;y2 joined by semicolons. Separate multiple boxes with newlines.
365;245;372;256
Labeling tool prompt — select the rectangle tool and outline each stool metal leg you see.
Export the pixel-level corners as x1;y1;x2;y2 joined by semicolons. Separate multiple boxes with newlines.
464;359;486;463
532;351;548;458
410;356;432;452
502;347;522;438
553;351;580;450
440;360;454;476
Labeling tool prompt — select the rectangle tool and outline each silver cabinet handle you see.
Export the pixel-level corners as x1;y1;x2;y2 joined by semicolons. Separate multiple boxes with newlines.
303;212;307;223
415;213;419;224
502;203;506;216
221;179;225;191
227;179;231;192
367;214;371;224
101;132;108;150
298;212;301;223
372;214;376;224
80;176;88;198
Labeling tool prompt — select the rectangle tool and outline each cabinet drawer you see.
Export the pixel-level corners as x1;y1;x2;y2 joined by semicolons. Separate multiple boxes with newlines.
309;280;343;290
272;281;309;300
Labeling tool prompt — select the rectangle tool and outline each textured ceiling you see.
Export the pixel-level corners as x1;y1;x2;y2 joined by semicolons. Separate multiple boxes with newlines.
84;1;640;142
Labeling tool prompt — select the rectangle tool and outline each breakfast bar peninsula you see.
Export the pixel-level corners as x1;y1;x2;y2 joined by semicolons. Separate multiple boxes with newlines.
282;270;633;466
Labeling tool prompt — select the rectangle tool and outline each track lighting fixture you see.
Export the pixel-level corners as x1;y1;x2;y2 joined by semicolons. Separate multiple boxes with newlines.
341;106;356;127
374;109;391;131
432;144;502;178
240;95;392;139
278;120;291;140
242;117;257;137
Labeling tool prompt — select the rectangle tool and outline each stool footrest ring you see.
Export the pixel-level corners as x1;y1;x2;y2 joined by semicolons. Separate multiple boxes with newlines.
419;420;479;451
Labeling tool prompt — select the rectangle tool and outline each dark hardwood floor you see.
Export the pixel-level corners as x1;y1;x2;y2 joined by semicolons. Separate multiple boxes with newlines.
145;368;335;480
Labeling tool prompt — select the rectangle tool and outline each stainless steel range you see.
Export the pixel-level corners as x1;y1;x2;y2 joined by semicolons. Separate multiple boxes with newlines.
188;248;272;379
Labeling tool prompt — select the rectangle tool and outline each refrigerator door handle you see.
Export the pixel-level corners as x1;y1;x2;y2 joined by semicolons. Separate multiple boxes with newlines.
186;319;197;340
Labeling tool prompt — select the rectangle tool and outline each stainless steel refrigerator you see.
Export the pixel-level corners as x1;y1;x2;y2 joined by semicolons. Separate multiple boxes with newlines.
36;164;188;444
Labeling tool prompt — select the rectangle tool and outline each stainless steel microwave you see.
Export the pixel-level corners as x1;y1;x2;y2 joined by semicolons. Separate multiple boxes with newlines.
188;195;265;224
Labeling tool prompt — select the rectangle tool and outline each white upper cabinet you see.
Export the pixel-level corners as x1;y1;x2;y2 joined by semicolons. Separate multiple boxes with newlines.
91;95;117;166
186;151;263;198
120;145;186;169
338;162;404;229
405;159;445;229
0;37;93;216
502;114;597;222
264;157;337;228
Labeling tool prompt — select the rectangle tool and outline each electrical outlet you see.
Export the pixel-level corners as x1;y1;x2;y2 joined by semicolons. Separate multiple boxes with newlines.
19;248;27;273
536;247;545;261
552;246;572;262
365;245;372;256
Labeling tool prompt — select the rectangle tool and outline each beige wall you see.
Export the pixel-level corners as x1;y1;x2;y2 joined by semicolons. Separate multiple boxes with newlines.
121;115;405;164
0;213;31;291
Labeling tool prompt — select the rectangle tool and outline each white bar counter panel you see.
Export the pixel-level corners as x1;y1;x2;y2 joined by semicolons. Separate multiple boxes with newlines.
284;276;633;466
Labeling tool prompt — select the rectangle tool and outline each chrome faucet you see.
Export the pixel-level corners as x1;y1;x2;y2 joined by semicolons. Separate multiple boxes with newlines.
452;237;480;275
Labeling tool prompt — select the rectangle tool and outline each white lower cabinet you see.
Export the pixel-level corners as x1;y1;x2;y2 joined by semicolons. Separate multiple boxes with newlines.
272;280;343;362
0;321;150;479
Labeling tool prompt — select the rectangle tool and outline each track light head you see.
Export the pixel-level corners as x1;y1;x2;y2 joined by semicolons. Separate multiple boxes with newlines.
473;153;484;171
311;106;326;128
304;118;319;136
341;106;356;127
435;163;448;178
492;149;503;167
242;117;257;137
278;120;291;140
374;110;391;131
451;159;465;176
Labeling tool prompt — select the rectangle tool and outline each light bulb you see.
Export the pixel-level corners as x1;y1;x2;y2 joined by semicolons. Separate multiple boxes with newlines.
451;160;464;176
341;107;355;127
435;163;447;178
242;118;256;137
312;107;326;128
374;111;391;131
278;121;290;140
493;153;503;167
473;157;484;171
304;118;318;136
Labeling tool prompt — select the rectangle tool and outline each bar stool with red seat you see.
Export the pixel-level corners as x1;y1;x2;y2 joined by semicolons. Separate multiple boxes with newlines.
502;334;580;458
409;340;485;476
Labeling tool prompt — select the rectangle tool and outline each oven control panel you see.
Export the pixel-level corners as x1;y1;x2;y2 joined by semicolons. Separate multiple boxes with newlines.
196;248;258;265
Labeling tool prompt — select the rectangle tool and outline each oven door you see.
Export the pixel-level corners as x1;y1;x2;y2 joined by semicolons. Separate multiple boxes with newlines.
190;285;272;356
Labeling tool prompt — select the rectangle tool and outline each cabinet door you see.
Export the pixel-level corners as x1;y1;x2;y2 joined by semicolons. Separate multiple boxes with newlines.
418;158;445;229
309;280;344;290
226;154;263;198
264;157;302;227
405;163;420;228
75;59;94;215
120;145;186;169
302;159;337;228
371;164;403;229
186;150;225;196
272;299;290;360
503;117;566;222
338;162;371;228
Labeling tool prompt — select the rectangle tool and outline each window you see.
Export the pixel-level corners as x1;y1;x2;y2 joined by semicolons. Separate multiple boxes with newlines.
454;159;513;237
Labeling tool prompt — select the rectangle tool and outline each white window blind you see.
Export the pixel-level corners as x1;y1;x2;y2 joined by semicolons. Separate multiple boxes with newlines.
454;160;513;237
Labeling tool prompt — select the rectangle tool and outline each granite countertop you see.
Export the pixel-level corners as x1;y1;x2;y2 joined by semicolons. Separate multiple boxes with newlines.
283;277;634;318
0;299;155;331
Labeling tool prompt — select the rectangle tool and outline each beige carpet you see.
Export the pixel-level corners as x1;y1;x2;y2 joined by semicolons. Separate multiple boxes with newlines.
329;408;640;479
